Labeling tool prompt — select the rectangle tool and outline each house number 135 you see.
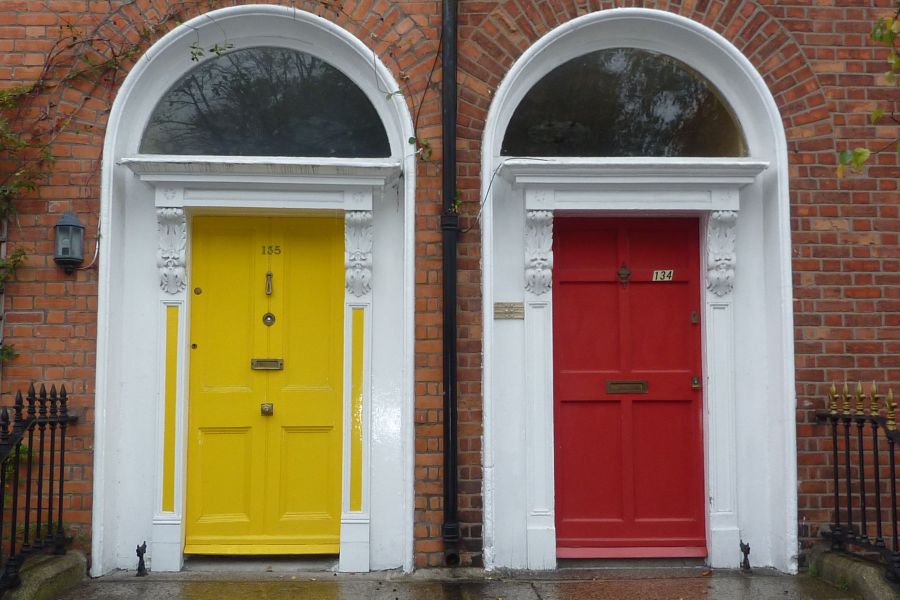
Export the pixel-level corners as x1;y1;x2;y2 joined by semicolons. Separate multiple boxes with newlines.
261;245;282;255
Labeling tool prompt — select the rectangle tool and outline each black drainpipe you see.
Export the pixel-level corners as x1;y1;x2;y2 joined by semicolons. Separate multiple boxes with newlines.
440;0;461;566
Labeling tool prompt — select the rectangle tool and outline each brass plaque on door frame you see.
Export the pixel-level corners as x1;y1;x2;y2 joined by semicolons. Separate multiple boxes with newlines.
494;302;525;320
606;380;648;394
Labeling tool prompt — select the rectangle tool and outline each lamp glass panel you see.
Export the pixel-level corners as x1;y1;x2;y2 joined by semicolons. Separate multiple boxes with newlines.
71;226;84;260
140;47;391;157
56;225;83;259
56;226;71;257
501;48;746;157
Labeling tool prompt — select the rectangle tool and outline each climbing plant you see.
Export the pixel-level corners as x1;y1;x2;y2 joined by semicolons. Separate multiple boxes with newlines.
838;1;900;176
0;3;191;365
0;0;441;366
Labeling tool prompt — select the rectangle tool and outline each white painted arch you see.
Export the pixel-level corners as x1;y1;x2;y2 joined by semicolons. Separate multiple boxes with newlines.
481;9;797;572
92;5;416;575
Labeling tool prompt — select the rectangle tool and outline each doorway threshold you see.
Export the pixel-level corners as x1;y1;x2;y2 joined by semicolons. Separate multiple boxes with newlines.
558;557;707;570
183;555;339;574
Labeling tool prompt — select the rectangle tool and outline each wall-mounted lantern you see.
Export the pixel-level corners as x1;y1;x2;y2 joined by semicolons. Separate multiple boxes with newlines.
54;212;84;274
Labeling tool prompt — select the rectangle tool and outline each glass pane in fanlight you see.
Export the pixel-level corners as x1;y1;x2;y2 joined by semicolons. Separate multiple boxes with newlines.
141;47;391;157
501;48;746;157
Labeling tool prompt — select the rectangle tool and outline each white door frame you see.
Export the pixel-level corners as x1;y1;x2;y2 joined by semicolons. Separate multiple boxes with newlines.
92;6;416;575
124;157;396;572
503;157;765;568
481;9;797;572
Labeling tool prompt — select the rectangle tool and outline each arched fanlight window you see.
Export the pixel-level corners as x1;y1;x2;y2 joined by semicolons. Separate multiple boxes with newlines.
141;46;391;157
501;48;746;157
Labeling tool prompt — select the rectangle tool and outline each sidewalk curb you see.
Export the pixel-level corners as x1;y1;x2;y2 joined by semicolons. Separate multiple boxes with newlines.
810;545;900;600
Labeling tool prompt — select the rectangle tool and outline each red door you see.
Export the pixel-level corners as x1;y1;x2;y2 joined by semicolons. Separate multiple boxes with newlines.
553;217;705;558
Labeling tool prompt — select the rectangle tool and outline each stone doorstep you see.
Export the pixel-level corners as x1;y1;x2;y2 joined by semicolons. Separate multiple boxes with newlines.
810;545;900;600
0;552;86;600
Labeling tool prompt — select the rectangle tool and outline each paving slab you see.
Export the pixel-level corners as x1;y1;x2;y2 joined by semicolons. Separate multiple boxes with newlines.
52;570;859;600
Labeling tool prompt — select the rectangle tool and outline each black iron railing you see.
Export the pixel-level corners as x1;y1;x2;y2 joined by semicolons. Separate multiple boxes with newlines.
818;382;900;582
0;384;76;592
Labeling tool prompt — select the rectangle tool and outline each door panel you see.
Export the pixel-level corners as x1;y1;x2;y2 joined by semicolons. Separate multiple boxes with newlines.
553;217;705;556
194;427;253;524
186;216;344;554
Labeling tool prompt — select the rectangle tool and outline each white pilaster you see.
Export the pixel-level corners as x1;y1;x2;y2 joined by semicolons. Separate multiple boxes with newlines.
151;207;188;572
704;210;740;568
523;210;556;569
340;210;374;572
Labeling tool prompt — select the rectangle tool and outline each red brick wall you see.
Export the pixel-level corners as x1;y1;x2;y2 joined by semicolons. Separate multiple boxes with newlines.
1;0;897;568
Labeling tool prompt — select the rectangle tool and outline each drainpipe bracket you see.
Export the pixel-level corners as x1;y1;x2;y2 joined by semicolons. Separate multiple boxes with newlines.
441;212;459;231
442;522;461;542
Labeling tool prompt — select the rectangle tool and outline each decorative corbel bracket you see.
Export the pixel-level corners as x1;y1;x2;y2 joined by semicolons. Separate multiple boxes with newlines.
707;210;737;297
345;211;374;297
157;208;187;295
524;210;554;296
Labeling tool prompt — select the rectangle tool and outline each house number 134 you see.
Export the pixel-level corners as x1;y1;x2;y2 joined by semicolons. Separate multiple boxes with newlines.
261;245;282;255
652;269;674;281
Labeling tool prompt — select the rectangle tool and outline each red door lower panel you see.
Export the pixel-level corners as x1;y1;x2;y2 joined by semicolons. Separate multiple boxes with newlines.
553;217;706;558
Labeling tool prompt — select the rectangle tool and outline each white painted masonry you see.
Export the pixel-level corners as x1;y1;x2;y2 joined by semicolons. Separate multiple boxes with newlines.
93;6;416;575
481;9;797;572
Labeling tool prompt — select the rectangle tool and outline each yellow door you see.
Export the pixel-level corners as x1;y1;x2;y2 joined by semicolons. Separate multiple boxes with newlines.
185;216;344;554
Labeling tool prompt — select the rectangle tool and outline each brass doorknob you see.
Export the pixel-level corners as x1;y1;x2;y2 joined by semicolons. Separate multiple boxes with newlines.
261;403;274;416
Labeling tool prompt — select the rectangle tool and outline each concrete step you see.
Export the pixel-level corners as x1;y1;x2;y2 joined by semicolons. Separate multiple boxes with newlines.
1;551;86;600
809;545;900;600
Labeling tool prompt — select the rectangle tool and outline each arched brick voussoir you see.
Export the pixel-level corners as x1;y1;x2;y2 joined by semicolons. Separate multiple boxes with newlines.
63;0;434;121
458;0;836;156
723;1;836;151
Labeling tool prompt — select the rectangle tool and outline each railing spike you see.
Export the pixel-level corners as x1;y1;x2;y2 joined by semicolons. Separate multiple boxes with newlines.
843;383;851;416
856;381;865;416
830;383;838;415
0;409;8;443
871;382;881;417
12;391;24;437
888;390;896;432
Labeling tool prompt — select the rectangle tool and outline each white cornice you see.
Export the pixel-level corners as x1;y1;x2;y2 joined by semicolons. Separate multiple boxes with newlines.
121;155;401;187
501;157;769;187
503;158;768;213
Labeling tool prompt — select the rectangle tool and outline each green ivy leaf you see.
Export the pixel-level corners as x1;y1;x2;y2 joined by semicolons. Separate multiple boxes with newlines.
0;344;18;364
838;150;853;165
871;108;887;124
850;147;872;172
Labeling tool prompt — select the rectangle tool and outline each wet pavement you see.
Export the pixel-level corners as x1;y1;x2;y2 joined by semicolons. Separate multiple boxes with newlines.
55;568;860;600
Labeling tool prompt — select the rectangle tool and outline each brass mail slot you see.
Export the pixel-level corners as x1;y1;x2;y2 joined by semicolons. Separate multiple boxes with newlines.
606;380;648;394
251;358;284;370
